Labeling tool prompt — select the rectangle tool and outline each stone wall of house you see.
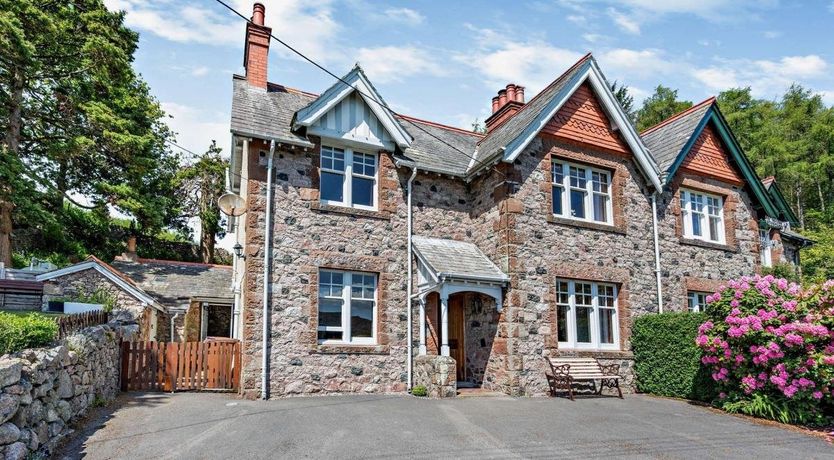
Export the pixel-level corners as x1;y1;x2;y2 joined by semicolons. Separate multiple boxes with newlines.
43;269;145;320
656;172;761;312
413;355;456;398
0;322;137;459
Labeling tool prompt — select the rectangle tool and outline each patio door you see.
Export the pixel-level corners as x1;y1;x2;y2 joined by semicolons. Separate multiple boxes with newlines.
448;294;466;381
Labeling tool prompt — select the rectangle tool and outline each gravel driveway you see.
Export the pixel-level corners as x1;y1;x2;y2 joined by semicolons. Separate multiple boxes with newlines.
57;392;833;459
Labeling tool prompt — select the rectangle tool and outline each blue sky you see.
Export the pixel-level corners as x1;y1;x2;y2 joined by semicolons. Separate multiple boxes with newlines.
103;0;834;159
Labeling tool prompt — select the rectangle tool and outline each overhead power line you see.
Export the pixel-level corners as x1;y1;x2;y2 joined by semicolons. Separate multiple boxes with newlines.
213;0;505;179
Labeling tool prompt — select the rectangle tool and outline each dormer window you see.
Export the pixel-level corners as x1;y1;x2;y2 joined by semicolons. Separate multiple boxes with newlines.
320;145;377;210
680;189;725;244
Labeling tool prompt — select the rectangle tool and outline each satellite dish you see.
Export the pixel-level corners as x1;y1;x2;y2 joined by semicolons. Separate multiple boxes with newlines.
218;193;247;217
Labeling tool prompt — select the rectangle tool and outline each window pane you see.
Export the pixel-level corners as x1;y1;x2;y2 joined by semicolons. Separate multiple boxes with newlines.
688;294;696;312
552;162;564;183
599;308;615;344
576;307;592;343
556;281;569;304
593;194;608;222
352;152;376;176
557;305;569;342
321;146;345;171
709;216;721;241
350;300;374;338
691;212;702;236
318;330;342;341
352;176;374;207
570;190;586;218
321;171;344;202
575;283;593;306
318;298;343;328
569;166;587;188
552;186;563;215
592;171;609;193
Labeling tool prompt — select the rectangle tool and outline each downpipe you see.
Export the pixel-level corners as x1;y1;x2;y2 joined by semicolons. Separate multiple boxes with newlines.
406;166;418;391
262;140;275;400
651;192;664;313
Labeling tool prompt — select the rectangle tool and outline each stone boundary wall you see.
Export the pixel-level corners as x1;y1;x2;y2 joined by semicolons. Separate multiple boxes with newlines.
414;355;456;398
0;322;138;459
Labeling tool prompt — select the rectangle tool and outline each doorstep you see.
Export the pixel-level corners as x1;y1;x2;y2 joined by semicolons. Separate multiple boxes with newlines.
456;387;509;398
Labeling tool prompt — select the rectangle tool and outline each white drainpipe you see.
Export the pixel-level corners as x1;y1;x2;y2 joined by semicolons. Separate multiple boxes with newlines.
651;192;664;313
405;166;418;391
170;312;181;342
261;140;276;400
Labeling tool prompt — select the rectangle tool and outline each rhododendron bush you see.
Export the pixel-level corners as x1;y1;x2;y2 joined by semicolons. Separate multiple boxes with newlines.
697;275;834;425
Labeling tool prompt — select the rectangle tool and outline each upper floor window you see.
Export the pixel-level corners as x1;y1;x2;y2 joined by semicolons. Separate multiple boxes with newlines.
555;279;619;350
759;229;773;267
680;189;724;244
318;270;377;344
320;145;377;210
688;291;709;312
552;160;613;225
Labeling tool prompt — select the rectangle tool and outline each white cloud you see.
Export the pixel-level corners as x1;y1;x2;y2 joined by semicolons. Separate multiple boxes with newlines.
693;55;829;97
161;102;229;159
820;90;834;105
598;49;682;78
829;1;834;12
607;8;641;34
191;66;209;77
567;15;587;26
356;46;445;83
382;7;425;26
582;33;606;43
104;0;341;63
763;30;782;39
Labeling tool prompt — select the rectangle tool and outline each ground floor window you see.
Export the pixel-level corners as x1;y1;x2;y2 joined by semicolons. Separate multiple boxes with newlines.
318;269;377;344
687;291;709;312
556;279;619;350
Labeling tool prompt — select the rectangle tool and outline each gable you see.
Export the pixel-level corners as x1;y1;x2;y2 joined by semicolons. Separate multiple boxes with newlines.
309;91;395;150
679;123;743;185
540;82;629;154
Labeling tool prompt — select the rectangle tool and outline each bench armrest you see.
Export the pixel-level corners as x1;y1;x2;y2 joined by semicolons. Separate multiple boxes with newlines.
600;363;620;376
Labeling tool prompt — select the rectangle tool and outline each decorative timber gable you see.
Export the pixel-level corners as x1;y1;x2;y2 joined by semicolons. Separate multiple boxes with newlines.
541;82;629;155
679;123;743;185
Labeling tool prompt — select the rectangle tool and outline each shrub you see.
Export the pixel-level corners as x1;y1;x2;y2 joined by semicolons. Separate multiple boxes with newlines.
411;385;427;397
0;312;58;355
632;312;715;401
697;275;834;426
55;286;119;312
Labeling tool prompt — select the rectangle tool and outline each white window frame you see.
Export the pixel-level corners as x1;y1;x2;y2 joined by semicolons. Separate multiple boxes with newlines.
319;144;378;211
688;291;709;312
551;159;613;225
317;269;378;345
555;279;619;350
759;229;773;267
680;189;725;244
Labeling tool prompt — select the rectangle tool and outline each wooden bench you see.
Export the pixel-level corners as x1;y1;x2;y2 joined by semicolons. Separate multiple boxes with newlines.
543;357;622;400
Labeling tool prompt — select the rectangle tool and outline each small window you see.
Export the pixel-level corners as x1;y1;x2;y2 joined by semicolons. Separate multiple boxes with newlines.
688;291;709;312
551;159;613;225
555;279;619;350
680;189;724;243
320;145;377;210
759;229;773;267
318;270;377;344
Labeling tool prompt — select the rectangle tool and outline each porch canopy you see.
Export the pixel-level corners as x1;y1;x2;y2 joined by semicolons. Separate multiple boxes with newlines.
412;236;509;357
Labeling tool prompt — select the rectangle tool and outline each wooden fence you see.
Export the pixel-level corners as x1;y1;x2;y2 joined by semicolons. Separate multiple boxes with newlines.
56;310;109;339
120;341;241;392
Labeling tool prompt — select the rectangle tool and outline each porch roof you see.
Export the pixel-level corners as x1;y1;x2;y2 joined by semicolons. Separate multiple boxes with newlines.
412;236;509;284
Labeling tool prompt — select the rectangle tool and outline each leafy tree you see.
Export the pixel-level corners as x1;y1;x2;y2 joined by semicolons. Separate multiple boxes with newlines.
634;85;693;131
175;141;228;263
471;118;486;134
0;0;180;266
610;80;635;121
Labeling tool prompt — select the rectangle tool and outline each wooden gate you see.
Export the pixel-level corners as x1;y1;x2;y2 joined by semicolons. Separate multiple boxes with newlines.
120;341;241;392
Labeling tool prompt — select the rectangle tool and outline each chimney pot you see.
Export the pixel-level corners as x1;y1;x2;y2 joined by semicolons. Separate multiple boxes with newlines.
498;89;508;108
252;3;265;26
516;86;525;103
506;84;517;103
491;96;499;113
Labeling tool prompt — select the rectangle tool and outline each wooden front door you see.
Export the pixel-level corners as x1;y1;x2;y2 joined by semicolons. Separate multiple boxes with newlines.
448;294;466;381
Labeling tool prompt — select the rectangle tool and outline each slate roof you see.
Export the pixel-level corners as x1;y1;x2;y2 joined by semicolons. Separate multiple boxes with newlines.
640;98;713;175
110;259;233;310
230;76;315;147
473;54;592;174
412;236;508;283
399;117;481;176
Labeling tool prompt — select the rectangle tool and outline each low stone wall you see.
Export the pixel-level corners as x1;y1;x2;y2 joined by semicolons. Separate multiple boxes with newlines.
413;355;456;398
0;322;137;459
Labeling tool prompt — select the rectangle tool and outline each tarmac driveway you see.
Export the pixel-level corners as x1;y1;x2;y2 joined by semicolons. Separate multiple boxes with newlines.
58;392;832;459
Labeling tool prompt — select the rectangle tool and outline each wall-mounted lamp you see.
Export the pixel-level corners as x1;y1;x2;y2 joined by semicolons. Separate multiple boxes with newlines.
233;243;245;260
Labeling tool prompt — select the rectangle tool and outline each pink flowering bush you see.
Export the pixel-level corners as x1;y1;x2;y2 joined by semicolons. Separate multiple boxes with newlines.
697;275;834;425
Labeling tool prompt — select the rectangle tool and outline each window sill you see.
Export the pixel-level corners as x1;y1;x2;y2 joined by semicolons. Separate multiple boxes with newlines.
311;343;390;355
310;202;391;220
679;237;737;253
546;215;625;234
550;349;634;360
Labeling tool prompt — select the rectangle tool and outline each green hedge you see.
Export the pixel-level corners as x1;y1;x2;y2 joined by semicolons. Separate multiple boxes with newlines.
632;312;715;401
0;312;58;355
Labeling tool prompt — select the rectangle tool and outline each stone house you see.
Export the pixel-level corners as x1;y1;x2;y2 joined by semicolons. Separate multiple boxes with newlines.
36;244;234;342
225;3;810;398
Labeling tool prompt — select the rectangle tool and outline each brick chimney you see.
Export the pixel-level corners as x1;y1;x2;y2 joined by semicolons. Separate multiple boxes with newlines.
115;235;139;262
243;3;271;89
485;83;526;132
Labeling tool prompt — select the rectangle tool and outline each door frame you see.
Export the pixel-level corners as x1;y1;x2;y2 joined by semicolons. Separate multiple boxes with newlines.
448;293;466;382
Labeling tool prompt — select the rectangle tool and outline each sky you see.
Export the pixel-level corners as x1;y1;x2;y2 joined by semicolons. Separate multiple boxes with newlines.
103;0;834;158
